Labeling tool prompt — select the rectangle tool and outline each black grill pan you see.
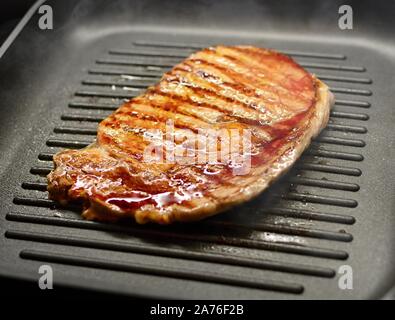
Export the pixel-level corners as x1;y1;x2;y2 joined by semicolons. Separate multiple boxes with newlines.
0;0;394;299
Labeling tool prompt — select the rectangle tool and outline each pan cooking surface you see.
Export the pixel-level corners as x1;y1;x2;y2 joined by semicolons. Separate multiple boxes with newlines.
0;0;394;299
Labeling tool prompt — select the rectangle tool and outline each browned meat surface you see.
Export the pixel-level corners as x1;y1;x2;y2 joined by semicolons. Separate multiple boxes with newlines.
47;45;333;224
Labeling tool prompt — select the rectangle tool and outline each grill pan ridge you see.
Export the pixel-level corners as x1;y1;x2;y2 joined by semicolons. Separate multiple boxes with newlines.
0;0;394;299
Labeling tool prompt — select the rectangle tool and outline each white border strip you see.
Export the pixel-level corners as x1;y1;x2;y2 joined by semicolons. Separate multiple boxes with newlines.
0;0;47;59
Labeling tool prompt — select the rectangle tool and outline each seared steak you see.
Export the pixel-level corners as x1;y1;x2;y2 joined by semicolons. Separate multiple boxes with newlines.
47;46;333;224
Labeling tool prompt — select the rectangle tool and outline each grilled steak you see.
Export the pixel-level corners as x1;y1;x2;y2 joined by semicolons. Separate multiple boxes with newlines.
47;45;333;224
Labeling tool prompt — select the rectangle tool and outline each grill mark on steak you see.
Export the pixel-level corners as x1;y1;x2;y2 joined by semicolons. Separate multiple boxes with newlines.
146;90;268;128
160;75;281;127
175;62;286;108
221;47;315;100
185;54;311;104
159;76;265;117
168;59;310;124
